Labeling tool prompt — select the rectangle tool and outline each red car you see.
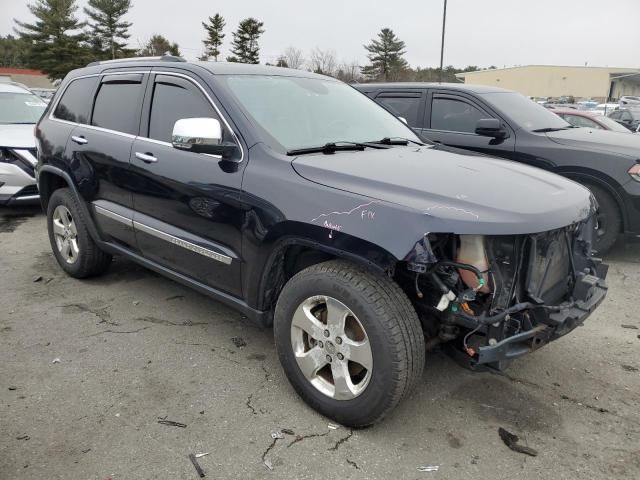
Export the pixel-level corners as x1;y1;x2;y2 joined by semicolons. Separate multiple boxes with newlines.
552;109;632;133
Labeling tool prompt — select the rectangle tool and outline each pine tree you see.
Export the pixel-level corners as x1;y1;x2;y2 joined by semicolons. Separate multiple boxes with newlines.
202;13;225;61
228;18;264;64
14;0;90;79
138;34;180;57
83;0;133;60
361;28;408;81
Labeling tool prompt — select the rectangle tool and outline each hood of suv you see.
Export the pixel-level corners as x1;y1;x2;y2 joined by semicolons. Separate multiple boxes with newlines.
0;124;37;149
545;127;640;158
291;145;594;234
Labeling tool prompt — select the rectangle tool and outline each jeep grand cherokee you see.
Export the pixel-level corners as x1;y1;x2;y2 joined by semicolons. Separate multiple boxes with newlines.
35;57;608;427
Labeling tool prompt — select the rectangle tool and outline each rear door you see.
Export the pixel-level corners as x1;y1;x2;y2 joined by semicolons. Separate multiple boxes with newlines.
372;89;426;129
68;71;148;249
421;90;516;159
130;71;245;297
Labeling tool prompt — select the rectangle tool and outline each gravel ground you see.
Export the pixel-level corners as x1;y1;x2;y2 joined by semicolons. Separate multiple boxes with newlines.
1;206;639;480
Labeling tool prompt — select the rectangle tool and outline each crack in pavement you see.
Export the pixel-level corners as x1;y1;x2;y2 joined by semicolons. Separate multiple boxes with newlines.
490;370;628;420
61;303;119;326
346;458;360;470
328;429;353;451
287;430;330;448
261;436;280;470
246;394;257;415
87;327;150;337
137;316;207;327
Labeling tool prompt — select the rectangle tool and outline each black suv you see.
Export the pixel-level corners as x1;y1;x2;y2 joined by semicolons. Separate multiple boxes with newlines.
356;82;640;253
36;58;608;427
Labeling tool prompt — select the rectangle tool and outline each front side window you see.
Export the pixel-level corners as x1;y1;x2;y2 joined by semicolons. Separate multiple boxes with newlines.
54;77;97;124
376;95;422;127
91;77;144;135
430;96;486;133
480;91;569;131
222;75;421;151
148;79;220;143
563;114;601;129
0;91;47;124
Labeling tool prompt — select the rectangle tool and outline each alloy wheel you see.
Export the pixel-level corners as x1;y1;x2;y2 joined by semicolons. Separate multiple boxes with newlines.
290;295;373;400
52;205;79;264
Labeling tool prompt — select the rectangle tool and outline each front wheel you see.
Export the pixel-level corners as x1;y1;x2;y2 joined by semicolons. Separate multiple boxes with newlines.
585;183;621;254
274;260;425;427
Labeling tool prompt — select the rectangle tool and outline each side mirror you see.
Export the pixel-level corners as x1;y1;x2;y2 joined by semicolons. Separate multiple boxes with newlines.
475;118;507;139
172;117;238;159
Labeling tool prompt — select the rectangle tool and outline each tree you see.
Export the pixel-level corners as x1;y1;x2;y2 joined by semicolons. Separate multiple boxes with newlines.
228;18;264;64
309;48;336;76
201;13;225;61
0;35;31;68
275;56;288;68
14;0;90;79
335;60;362;83
83;0;133;60
361;28;408;82
138;34;180;57
282;46;304;69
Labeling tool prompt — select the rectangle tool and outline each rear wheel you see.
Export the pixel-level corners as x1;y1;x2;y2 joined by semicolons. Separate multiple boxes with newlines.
47;188;112;278
584;183;621;254
274;260;425;427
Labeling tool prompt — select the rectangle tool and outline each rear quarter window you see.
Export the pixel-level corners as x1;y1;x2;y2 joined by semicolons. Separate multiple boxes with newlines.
53;77;98;124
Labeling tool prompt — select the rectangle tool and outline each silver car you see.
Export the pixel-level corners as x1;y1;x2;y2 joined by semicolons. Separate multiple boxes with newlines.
0;82;46;205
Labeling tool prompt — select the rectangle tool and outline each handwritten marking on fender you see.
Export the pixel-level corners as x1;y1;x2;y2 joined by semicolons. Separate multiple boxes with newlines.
424;204;479;220
324;221;343;231
310;201;378;224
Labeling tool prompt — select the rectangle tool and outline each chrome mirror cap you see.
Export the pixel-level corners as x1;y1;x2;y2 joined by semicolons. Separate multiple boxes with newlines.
172;117;222;151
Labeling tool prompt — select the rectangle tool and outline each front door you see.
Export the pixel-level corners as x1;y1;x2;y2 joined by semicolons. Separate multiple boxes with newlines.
130;72;245;297
420;91;516;160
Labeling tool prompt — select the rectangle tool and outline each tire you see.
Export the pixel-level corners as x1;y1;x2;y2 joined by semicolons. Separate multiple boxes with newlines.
274;260;425;427
47;188;112;278
584;183;621;254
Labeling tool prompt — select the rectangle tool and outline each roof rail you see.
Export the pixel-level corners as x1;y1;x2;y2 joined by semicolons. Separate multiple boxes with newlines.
87;55;186;67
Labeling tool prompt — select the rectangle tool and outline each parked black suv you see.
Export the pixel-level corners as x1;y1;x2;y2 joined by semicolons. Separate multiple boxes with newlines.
36;58;608;426
356;83;640;253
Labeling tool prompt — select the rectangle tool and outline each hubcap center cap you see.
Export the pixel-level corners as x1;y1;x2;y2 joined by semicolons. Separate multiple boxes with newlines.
325;341;336;354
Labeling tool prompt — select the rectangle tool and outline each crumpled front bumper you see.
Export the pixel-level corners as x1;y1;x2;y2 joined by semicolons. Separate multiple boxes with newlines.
473;270;608;366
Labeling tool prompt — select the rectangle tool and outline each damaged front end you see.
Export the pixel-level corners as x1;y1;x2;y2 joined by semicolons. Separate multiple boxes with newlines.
401;216;608;369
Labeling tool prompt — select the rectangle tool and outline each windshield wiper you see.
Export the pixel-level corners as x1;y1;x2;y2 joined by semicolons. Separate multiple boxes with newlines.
531;127;571;133
286;141;367;156
367;137;425;146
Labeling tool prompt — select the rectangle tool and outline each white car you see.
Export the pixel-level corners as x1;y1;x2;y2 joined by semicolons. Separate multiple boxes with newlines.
619;96;640;107
0;82;47;205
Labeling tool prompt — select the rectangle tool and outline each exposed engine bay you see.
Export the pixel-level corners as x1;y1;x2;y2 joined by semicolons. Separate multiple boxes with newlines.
400;217;608;369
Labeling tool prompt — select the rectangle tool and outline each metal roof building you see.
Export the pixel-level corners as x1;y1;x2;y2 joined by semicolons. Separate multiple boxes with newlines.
456;65;640;101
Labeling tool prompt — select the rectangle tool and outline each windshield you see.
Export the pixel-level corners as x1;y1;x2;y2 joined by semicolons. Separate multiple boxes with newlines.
481;91;570;131
595;114;635;133
0;92;47;124
222;75;421;151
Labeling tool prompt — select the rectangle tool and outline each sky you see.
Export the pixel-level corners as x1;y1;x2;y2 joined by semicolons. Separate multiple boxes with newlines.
1;0;639;69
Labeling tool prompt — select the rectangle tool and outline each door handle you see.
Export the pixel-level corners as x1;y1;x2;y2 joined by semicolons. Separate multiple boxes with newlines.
135;152;158;163
71;135;88;145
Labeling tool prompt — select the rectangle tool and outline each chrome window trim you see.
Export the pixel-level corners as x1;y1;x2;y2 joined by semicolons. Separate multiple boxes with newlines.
133;220;232;265
49;69;244;162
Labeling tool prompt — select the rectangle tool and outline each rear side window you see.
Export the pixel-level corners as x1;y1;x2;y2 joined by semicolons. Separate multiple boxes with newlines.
148;76;220;143
53;77;97;124
376;94;422;127
430;96;487;133
91;75;144;135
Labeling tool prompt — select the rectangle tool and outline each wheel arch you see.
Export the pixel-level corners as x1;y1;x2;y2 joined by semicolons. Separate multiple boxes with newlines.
557;168;627;232
37;165;102;242
252;225;400;320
